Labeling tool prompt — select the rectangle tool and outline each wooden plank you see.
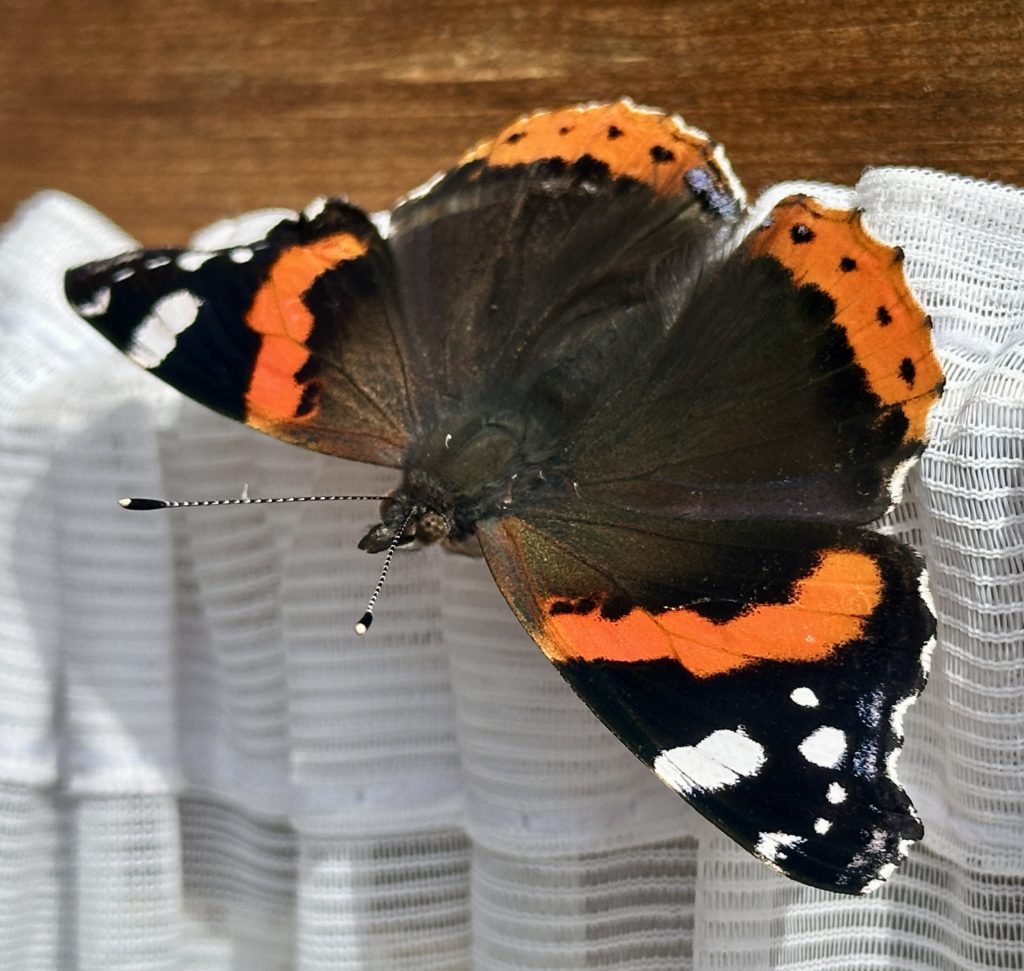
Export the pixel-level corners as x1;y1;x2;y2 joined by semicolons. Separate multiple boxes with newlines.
2;0;1021;240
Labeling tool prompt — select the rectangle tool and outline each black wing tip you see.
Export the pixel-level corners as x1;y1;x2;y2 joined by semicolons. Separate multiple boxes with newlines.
63;262;102;303
64;261;109;316
64;251;154;321
288;197;381;243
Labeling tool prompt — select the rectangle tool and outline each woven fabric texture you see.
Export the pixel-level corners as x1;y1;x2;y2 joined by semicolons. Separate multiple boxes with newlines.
0;167;1021;970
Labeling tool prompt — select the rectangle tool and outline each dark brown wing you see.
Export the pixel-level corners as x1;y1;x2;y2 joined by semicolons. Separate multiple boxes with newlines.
475;196;943;893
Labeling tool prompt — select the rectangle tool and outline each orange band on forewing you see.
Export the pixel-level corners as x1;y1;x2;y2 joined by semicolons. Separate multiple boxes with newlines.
461;101;730;199
746;197;943;442
541;550;882;677
245;233;369;422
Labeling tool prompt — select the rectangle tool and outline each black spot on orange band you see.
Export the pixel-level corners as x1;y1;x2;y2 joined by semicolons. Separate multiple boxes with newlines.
458;100;742;208
790;224;815;244
745;196;943;443
899;357;916;386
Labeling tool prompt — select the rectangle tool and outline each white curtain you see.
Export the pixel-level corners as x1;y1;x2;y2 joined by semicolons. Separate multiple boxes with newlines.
0;168;1020;970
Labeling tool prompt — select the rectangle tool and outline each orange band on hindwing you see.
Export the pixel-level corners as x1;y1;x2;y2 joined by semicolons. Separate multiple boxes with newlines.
540;550;883;677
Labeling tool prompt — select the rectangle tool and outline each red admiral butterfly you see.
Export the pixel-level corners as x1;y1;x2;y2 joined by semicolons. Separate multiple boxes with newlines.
65;100;944;894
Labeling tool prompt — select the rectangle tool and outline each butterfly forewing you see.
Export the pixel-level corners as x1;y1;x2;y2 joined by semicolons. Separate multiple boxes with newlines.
569;197;944;526
386;101;743;424
66;199;415;467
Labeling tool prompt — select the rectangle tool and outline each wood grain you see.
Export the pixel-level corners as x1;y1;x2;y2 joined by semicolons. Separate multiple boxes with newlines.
2;0;1022;241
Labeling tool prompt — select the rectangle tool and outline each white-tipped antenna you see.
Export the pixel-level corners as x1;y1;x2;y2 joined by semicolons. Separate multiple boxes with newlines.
355;509;418;635
120;494;388;510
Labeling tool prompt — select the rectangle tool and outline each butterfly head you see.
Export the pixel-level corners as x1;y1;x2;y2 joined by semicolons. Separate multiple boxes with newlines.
355;470;453;554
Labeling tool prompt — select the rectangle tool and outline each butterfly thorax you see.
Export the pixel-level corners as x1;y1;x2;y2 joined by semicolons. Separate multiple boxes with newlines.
357;414;565;555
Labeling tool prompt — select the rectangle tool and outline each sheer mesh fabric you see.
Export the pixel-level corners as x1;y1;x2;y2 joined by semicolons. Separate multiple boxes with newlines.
0;171;1020;969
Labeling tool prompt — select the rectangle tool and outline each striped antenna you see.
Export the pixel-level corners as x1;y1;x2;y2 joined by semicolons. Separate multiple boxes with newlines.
120;494;387;510
355;509;418;635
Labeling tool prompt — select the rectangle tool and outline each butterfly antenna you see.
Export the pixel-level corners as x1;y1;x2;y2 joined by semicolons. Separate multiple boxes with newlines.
119;494;388;510
355;509;418;636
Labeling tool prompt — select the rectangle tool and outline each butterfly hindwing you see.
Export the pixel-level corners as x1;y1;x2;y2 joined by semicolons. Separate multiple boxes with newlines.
479;511;933;894
65;199;415;467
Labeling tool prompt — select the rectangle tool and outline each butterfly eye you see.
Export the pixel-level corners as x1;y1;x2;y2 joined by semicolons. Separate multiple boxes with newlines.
415;510;449;544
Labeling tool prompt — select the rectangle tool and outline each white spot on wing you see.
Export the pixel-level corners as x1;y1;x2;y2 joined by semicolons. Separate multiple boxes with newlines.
918;568;935;616
654;728;765;795
396;170;445;209
918;569;938;679
890;692;917;737
920;634;937;676
371;209;392;238
814;817;832;835
303;196;328;220
888;456;917;507
755;831;804;862
76;286;111;317
826;782;847;804
229;246;254;263
129;290;203;369
143;255;172;269
709;142;747;209
176;251;213;272
885;746;903;786
799;726;847;768
790;687;819;708
876;861;897;882
111;267;134;282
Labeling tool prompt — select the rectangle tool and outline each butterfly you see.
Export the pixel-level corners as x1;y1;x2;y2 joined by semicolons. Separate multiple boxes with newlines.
64;99;944;894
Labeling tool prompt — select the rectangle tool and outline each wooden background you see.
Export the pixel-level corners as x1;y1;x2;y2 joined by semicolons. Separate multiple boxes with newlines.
2;0;1022;242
